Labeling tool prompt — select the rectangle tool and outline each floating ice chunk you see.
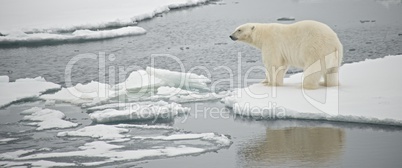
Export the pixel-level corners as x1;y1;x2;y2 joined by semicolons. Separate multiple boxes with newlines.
0;26;146;44
89;101;189;123
146;67;211;90
0;76;9;83
0;76;60;108
115;124;174;130
224;55;402;126
113;70;165;93
277;17;296;21
57;124;129;140
41;81;118;106
20;107;78;130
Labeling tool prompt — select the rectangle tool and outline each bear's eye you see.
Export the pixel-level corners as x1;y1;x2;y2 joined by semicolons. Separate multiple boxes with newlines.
237;29;241;32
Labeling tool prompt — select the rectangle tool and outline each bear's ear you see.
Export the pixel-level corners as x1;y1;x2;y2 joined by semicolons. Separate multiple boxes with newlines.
251;26;255;30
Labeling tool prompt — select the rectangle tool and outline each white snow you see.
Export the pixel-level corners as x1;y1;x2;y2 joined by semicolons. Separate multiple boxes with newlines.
155;86;225;103
112;70;165;93
57;124;129;140
0;26;146;44
20;107;78;130
147;67;211;90
0;76;9;83
0;76;60;108
224;56;402;126
0;0;211;43
89;101;189;123
41;81;117;106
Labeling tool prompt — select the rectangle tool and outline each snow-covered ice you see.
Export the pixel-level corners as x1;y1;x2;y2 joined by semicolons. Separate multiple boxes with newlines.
41;81;117;106
224;56;402;126
0;76;60;108
89;101;189;123
20;107;78;130
112;70;165;93
147;67;211;90
0;76;9;83
0;0;212;44
0;26;146;44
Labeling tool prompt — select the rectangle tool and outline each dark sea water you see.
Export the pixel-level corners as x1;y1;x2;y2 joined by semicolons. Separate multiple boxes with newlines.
1;0;402;167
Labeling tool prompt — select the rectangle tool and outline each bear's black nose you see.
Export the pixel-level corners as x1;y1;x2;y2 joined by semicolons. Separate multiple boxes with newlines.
229;35;237;41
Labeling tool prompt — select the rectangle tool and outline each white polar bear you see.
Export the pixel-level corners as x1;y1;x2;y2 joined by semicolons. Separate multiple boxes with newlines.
230;20;343;89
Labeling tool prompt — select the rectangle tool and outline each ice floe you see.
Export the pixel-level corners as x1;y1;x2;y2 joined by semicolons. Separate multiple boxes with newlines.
0;76;60;108
224;56;402;126
146;67;211;90
0;27;146;45
89;101;189;123
20;107;78;130
41;81;117;106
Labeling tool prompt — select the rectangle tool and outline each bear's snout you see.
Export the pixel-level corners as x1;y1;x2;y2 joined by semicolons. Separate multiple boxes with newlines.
229;35;237;41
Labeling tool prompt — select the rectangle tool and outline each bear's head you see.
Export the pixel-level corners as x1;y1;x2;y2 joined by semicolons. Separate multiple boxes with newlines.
230;23;255;43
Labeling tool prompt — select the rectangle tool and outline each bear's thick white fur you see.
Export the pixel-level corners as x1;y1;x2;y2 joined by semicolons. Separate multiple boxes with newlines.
230;20;343;89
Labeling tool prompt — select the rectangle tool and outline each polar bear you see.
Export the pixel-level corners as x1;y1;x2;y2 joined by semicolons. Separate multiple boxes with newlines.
230;20;343;89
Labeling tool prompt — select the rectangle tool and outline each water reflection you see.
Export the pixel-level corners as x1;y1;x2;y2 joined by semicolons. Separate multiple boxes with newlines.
239;127;345;167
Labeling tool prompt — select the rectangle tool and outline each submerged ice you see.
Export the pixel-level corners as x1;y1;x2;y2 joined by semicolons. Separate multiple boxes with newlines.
1;123;231;167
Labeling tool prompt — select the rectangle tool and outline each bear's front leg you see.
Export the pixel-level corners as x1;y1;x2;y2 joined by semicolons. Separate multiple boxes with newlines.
265;65;288;86
261;48;288;87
